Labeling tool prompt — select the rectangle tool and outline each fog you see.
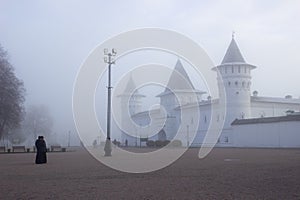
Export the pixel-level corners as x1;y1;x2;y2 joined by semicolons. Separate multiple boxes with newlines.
1;1;300;145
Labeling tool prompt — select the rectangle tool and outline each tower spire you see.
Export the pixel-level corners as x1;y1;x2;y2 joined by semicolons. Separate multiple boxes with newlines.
221;34;245;64
164;59;195;92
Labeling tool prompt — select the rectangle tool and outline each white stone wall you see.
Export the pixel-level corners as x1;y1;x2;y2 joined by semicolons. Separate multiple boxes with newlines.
232;121;300;148
251;101;300;118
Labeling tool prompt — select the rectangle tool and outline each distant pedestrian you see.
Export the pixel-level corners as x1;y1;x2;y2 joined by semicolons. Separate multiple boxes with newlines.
125;139;128;147
93;139;97;148
35;136;47;164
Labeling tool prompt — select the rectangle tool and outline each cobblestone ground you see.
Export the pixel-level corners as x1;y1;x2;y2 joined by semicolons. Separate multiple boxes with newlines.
0;147;300;200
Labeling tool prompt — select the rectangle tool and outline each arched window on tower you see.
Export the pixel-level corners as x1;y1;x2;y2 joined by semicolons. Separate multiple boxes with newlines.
231;66;234;73
224;136;229;143
228;81;231;86
235;81;238;86
242;81;245;87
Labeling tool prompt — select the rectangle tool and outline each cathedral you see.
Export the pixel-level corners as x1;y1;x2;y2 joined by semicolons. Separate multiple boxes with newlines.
119;36;300;148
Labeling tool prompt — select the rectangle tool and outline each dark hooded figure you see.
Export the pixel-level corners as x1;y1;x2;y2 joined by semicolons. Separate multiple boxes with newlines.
35;136;47;164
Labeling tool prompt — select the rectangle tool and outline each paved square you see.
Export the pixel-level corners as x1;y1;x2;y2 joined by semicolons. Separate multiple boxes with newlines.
0;147;300;199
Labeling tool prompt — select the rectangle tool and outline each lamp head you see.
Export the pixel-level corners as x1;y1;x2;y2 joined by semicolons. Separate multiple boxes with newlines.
104;48;108;55
112;48;117;55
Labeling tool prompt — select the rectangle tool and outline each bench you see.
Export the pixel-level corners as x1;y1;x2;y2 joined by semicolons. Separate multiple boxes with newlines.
51;145;62;152
12;146;26;152
0;146;5;153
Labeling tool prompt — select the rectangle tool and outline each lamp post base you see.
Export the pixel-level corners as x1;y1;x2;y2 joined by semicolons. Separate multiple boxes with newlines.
104;138;112;156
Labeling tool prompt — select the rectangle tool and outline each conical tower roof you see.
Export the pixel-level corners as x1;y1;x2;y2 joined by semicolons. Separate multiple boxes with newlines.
221;37;245;64
164;59;195;92
124;74;136;94
119;73;145;97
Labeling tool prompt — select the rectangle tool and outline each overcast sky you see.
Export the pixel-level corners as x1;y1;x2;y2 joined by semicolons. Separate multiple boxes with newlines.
1;0;300;141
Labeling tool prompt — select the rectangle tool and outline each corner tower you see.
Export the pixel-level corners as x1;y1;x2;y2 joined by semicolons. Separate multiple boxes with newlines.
118;75;145;145
157;59;205;140
213;35;256;127
119;74;145;116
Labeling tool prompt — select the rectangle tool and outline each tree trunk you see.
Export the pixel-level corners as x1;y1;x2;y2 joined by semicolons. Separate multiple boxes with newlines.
0;119;7;140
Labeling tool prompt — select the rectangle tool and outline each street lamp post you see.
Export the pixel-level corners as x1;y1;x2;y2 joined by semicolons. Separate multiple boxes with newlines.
103;48;117;156
33;119;37;140
187;125;190;147
68;130;71;147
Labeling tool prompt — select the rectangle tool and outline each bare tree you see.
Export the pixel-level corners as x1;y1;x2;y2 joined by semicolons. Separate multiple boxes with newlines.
0;45;25;140
23;105;53;140
7;127;27;144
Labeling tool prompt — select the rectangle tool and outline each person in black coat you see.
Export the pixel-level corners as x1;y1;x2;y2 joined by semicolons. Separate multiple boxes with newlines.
35;136;47;164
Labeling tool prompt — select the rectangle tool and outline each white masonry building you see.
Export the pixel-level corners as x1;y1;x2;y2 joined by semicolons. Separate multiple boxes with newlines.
119;36;300;148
